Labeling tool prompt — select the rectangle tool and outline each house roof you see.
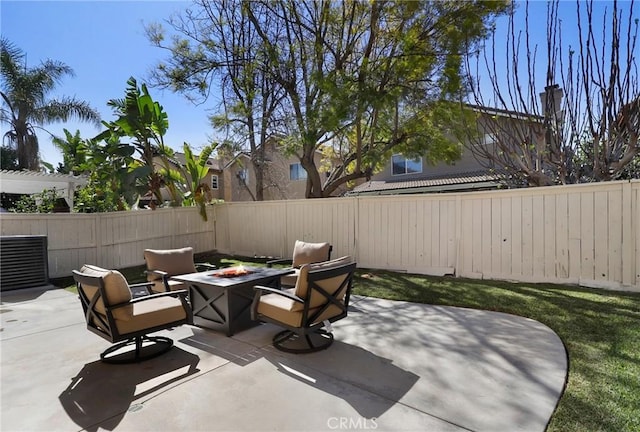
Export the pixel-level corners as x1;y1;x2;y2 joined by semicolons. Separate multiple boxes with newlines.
348;171;505;195
465;103;544;122
171;152;223;171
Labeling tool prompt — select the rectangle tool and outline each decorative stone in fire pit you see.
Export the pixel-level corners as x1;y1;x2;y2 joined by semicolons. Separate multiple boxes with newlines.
213;266;254;278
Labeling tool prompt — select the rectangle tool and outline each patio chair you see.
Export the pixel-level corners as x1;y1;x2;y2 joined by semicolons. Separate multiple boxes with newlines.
73;264;193;363
252;256;356;353
144;247;216;293
266;240;333;287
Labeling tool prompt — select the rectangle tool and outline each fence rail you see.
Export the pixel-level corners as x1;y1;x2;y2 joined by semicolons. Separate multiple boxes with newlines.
1;180;638;291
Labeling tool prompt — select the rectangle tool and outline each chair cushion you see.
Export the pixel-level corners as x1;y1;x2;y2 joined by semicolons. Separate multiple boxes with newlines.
257;294;346;328
291;241;331;268
144;247;197;280
291;256;353;312
258;293;303;327
114;296;187;334
79;265;132;314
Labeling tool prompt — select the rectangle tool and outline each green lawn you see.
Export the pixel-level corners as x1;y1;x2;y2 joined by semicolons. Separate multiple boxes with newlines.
58;253;640;432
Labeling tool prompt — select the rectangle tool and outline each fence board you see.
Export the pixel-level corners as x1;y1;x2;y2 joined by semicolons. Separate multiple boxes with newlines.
544;195;556;279
447;200;456;268
422;200;433;269
459;199;472;274
580;193;595;281
608;190;623;284
481;198;492;276
511;196;523;277
501;197;512;277
555;194;569;279
490;198;501;276
635;184;640;288
532;195;545;279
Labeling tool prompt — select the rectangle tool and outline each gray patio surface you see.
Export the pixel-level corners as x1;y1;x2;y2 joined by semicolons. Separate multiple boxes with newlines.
1;286;567;432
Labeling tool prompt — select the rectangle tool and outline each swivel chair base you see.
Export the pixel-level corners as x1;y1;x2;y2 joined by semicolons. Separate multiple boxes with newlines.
272;329;334;354
101;335;174;364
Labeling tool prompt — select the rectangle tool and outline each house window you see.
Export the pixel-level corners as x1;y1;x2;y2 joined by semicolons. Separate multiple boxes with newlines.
211;174;219;190
237;168;249;184
391;155;422;176
483;133;497;145
289;163;307;181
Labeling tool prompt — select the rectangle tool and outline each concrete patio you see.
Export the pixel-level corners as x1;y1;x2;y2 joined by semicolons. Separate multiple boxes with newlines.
1;286;567;432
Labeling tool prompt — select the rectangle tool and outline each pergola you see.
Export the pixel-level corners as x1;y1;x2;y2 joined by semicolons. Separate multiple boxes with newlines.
0;170;88;210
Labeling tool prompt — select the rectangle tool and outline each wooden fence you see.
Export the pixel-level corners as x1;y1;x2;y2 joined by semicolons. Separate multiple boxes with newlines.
1;180;638;291
0;207;216;278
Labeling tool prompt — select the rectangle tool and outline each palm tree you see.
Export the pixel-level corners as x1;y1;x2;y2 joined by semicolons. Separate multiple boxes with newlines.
0;38;101;170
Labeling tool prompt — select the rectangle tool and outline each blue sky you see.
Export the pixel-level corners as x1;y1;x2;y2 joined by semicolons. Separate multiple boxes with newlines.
1;1;636;169
1;0;213;168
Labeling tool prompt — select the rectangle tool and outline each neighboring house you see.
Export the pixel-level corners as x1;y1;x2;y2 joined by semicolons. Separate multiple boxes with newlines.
349;104;546;196
223;97;552;199
223;138;333;201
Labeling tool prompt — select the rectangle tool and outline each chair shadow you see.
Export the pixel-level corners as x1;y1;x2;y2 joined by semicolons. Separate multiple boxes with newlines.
180;326;419;419
58;347;200;432
263;340;420;419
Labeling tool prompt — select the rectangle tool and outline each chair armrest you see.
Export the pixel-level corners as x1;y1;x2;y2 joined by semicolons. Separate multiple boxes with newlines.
128;281;155;289
144;269;172;292
253;285;303;303
109;289;189;308
266;258;293;268
128;281;155;298
145;269;168;278
195;262;216;271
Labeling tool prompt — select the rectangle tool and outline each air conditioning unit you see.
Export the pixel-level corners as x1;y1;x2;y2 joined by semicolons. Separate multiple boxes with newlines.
0;235;49;291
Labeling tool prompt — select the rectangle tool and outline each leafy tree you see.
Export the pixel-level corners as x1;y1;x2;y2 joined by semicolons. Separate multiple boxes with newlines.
148;0;284;201
464;0;639;186
96;77;183;207
74;136;137;212
149;0;508;198
0;144;18;169
0;38;101;170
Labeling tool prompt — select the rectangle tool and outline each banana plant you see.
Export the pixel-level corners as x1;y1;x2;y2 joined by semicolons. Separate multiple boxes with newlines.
181;142;216;221
96;77;183;207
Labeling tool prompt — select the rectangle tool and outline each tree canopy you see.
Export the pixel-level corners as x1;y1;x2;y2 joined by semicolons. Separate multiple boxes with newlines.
149;0;509;198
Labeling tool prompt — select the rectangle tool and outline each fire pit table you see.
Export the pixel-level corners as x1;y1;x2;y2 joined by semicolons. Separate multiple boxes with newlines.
171;266;294;336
